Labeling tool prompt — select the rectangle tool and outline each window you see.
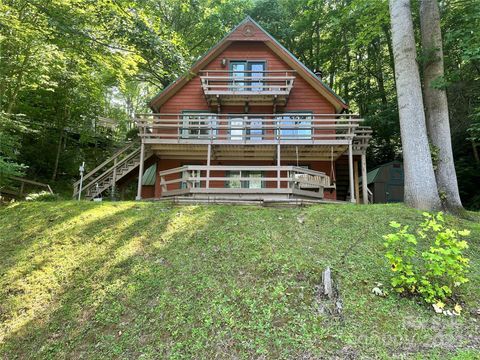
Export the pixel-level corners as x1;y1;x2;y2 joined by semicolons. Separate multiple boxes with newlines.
180;169;201;189
226;171;264;189
248;118;263;141
229;117;244;140
182;111;217;139
277;113;312;140
229;61;265;92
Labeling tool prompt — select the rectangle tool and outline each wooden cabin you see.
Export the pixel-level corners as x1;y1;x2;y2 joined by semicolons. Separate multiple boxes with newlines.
73;17;371;204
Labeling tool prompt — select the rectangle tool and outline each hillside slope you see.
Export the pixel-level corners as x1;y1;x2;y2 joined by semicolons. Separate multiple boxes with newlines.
0;202;479;359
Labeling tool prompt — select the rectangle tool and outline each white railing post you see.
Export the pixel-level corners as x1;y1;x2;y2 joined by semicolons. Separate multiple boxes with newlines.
111;157;117;199
348;142;356;203
361;150;368;204
206;143;211;189
136;141;145;201
277;144;281;189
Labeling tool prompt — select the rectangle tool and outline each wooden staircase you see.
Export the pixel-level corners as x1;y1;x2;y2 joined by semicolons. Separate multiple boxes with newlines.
73;142;152;200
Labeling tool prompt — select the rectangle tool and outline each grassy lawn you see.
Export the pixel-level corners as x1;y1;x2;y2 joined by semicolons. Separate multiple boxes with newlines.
0;201;479;359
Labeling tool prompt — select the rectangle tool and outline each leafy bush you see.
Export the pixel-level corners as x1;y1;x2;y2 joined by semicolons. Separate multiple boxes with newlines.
383;212;470;308
25;191;58;202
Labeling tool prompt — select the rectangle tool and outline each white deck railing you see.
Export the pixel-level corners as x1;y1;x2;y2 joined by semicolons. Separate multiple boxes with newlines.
135;113;363;145
199;70;295;95
158;165;333;199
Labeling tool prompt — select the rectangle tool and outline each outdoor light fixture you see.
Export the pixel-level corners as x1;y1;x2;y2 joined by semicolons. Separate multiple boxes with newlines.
221;58;227;67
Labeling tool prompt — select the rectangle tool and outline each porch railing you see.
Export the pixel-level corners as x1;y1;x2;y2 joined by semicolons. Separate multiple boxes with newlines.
135;113;363;144
199;70;295;94
158;165;333;198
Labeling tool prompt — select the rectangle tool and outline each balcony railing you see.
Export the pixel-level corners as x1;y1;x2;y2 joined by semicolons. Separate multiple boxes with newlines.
199;70;295;94
135;113;363;145
158;165;333;199
199;70;295;105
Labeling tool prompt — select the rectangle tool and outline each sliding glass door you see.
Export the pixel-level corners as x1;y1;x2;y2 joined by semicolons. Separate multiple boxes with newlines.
229;61;265;92
226;171;264;189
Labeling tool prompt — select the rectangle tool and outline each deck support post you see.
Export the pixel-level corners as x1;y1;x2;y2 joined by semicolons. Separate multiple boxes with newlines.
111;157;117;199
348;142;356;203
361;151;368;204
354;160;360;204
277;144;281;188
136;141;145;200
206;143;211;189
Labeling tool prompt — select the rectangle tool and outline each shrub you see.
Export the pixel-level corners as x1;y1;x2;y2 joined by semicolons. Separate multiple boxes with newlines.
383;212;470;308
25;191;58;202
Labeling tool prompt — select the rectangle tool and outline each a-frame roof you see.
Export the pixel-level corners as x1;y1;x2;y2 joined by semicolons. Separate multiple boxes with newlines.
149;16;348;112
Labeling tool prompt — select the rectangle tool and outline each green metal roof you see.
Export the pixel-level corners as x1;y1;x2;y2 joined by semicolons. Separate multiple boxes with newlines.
142;163;156;186
364;168;381;185
360;161;402;185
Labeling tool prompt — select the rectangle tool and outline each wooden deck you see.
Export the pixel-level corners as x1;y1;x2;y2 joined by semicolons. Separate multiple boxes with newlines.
199;70;295;106
158;165;333;201
135;113;363;146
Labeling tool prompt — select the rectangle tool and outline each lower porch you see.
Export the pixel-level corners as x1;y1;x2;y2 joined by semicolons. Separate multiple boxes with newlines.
157;165;334;202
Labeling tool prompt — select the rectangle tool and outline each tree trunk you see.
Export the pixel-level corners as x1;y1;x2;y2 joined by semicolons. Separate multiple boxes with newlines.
52;128;64;181
420;0;464;214
389;0;441;211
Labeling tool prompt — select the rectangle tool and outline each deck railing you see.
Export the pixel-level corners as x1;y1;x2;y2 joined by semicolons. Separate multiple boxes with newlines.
199;70;295;94
158;165;333;198
135;113;363;145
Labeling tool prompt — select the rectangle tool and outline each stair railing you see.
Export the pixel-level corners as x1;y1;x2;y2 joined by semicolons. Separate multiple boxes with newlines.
80;147;143;198
73;141;139;198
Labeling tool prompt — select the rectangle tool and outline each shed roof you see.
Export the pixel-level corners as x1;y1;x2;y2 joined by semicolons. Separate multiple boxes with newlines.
360;161;402;185
142;163;156;186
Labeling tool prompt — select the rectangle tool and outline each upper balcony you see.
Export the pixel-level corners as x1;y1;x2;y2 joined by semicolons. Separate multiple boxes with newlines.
199;70;295;106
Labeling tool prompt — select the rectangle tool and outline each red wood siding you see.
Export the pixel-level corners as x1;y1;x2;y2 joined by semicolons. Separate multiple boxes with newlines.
159;41;334;115
153;40;338;200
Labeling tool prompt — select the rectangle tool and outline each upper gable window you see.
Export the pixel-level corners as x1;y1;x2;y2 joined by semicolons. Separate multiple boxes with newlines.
229;61;265;91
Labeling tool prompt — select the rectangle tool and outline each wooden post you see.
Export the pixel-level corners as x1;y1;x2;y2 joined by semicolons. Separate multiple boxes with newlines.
361;151;368;204
354;160;360;204
277;144;281;188
206;144;211;189
348;142;356;203
136;142;145;200
111;157;117;199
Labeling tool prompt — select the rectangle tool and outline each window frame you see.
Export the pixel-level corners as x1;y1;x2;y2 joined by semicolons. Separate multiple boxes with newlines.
225;170;265;189
181;110;217;139
229;60;266;92
276;111;313;140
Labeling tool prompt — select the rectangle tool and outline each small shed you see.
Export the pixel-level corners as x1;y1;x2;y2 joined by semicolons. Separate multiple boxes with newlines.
362;161;404;203
141;163;157;198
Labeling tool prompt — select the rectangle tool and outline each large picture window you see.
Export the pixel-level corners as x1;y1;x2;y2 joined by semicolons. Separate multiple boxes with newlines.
277;112;312;140
182;111;217;139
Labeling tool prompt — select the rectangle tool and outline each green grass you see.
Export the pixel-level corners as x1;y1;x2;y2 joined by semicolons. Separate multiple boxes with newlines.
0;201;479;359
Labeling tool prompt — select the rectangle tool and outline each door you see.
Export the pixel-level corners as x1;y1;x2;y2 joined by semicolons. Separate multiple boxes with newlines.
230;117;244;140
229;61;265;92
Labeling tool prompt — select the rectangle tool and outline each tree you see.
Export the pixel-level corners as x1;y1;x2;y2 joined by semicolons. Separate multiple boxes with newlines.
389;0;441;211
420;0;464;214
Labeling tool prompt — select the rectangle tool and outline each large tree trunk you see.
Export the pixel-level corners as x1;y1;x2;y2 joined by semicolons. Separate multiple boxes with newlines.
420;0;464;214
389;0;441;211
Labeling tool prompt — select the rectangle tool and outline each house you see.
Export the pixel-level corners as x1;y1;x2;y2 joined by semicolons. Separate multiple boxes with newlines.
73;17;371;204
361;161;404;203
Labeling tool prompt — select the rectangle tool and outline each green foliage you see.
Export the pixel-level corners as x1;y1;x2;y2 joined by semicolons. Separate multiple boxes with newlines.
384;212;470;305
429;143;440;171
0;113;27;186
0;202;479;358
25;191;59;202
